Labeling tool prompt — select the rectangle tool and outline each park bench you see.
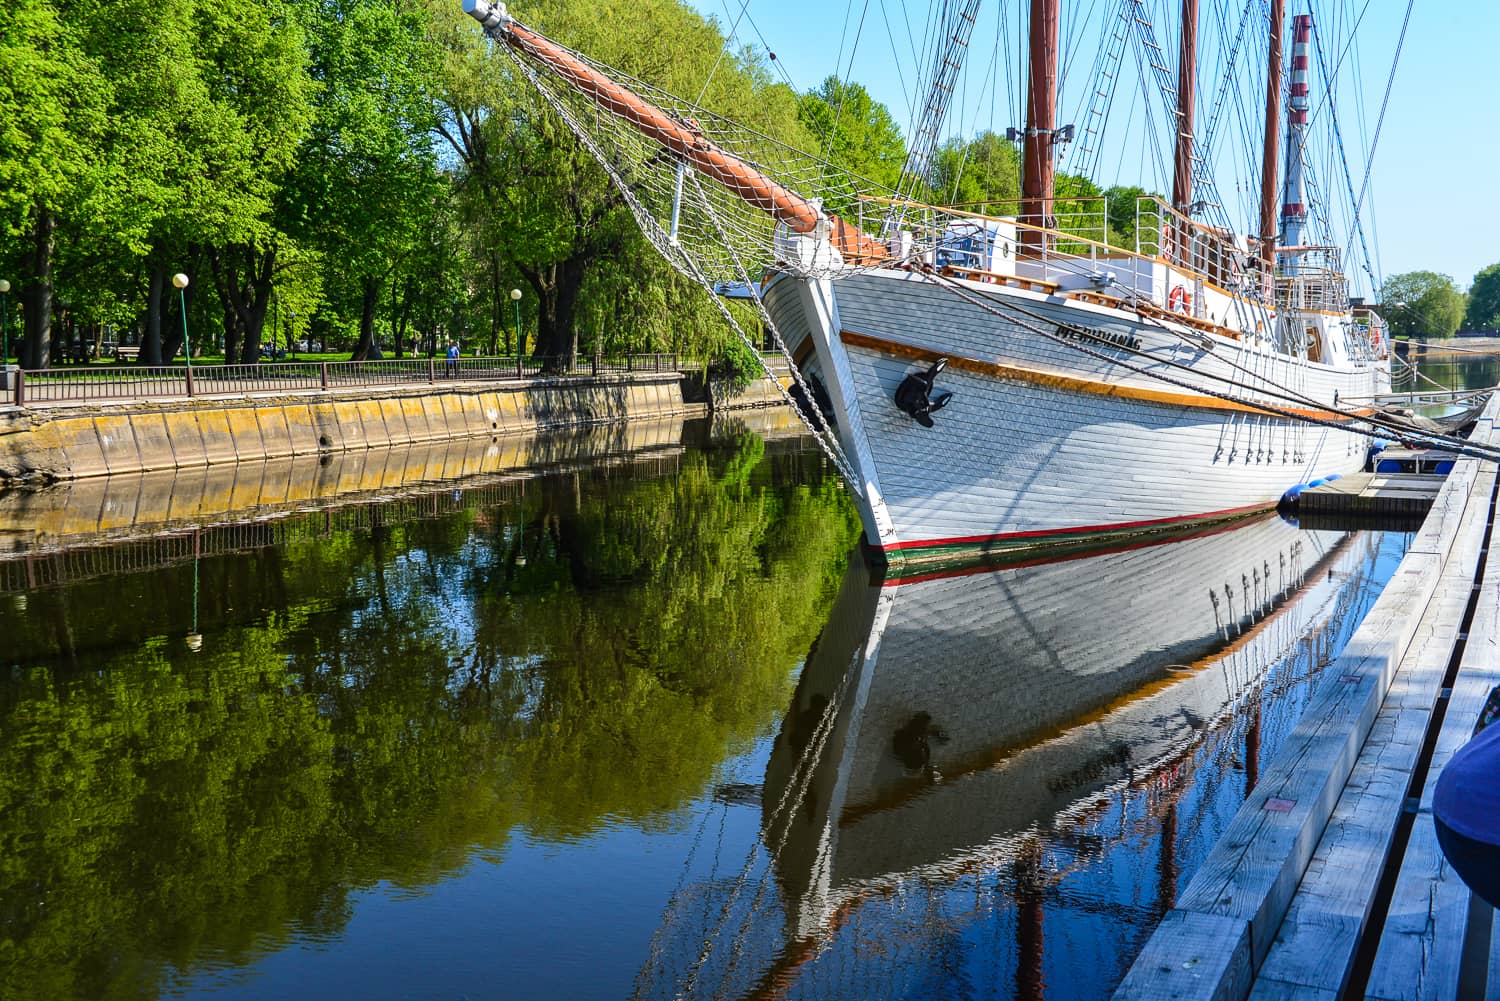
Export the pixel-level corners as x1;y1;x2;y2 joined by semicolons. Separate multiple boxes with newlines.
113;345;141;362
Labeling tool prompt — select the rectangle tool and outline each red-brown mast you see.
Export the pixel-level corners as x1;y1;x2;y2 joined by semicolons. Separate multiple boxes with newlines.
1171;0;1199;214
1258;0;1286;267
1020;0;1061;254
463;0;821;234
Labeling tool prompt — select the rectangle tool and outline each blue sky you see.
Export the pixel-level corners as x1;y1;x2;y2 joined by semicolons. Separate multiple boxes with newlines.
685;1;1499;293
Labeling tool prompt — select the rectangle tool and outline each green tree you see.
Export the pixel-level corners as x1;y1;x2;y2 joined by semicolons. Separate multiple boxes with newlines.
0;0;116;368
796;77;907;205
1103;184;1151;251
1380;270;1466;339
429;0;810;369
287;0;442;361
930;131;1022;209
1463;262;1500;332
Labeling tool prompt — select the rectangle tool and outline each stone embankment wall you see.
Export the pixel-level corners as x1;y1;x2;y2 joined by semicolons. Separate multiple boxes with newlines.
709;354;796;410
0;373;692;483
0;418;691;552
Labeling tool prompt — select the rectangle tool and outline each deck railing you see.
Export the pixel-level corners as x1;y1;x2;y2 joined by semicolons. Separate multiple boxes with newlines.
6;352;682;406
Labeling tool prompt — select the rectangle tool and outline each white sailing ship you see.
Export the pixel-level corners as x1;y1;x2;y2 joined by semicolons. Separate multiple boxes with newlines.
463;0;1398;568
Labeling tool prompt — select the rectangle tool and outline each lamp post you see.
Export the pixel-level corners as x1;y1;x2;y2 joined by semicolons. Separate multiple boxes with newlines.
0;279;9;367
172;273;191;366
290;311;298;359
510;288;523;356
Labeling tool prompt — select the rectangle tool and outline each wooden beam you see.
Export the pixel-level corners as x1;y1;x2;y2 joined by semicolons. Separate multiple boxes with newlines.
1362;562;1500;1000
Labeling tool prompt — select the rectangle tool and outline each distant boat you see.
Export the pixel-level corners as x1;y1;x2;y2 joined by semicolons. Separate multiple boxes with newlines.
464;0;1393;568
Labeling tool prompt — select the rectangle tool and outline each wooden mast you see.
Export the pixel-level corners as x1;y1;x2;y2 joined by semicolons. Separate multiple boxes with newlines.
1171;0;1199;214
1258;0;1286;267
1020;0;1061;255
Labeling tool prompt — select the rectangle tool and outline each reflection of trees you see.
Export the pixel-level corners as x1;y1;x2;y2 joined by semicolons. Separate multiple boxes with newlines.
0;439;858;999
1405;345;1500;391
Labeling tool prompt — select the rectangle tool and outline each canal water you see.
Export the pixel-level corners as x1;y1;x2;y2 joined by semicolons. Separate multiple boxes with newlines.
0;356;1479;1000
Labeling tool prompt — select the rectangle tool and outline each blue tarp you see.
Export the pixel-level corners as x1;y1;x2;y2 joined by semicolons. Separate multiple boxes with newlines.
1434;699;1500;909
1435;721;1500;846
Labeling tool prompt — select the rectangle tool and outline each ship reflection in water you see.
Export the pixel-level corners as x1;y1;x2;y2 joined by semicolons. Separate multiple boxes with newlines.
637;516;1394;1001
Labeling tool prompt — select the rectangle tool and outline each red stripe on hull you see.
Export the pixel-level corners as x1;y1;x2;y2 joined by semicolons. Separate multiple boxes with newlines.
883;512;1280;586
880;502;1271;553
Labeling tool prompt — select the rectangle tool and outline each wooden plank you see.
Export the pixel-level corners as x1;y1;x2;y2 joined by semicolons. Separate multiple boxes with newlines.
1359;402;1499;1001
1243;979;1337;1001
1364;567;1500;1001
1407;454;1483;557
1250;577;1470;998
1177;547;1445;946
1115;550;1445;1001
1112;910;1253;1001
1251;460;1495;998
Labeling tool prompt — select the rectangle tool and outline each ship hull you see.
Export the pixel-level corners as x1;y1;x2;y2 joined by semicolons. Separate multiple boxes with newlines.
764;268;1389;567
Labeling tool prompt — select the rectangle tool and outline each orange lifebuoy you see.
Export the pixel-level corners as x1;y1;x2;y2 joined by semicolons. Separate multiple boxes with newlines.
1168;284;1191;314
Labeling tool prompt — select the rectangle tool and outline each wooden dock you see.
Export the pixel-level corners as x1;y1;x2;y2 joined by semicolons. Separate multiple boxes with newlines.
1115;397;1500;1001
1293;471;1448;519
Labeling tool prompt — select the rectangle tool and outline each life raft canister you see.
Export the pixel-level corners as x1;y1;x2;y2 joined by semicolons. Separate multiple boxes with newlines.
1168;284;1192;314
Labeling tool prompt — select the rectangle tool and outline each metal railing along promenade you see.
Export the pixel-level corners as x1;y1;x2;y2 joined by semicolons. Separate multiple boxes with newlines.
7;352;682;406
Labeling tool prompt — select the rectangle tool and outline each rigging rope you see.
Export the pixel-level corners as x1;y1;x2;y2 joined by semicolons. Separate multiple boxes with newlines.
1345;0;1413;258
496;41;866;492
920;269;1500;463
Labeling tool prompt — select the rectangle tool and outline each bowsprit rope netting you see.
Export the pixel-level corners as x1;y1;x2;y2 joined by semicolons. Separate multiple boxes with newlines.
481;5;890;284
477;3;875;490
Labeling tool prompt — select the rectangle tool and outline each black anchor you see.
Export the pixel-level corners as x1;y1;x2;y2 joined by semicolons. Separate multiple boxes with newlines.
894;357;954;428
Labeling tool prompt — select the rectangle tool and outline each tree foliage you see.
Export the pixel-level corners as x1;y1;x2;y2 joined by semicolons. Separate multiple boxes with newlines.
797;76;907;209
0;0;1161;369
1379;270;1466;339
1463;262;1500;332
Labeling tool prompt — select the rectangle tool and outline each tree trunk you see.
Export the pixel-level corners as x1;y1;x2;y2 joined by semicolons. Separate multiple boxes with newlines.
239;288;270;365
352;276;382;360
391;281;403;358
533;255;585;372
490;255;503;355
53;307;69;364
223;310;242;364
21;204;55;370
390;280;413;359
142;263;166;366
396;286;411;359
208;244;275;365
